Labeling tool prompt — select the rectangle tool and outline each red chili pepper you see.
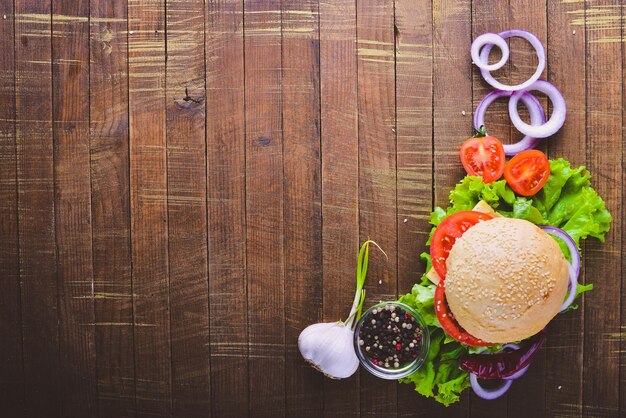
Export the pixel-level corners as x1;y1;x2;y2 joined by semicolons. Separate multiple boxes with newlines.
460;329;547;379
434;282;492;347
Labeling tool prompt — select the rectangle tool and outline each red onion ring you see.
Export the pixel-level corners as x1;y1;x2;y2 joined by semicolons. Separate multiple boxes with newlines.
503;364;530;380
479;29;546;92
469;342;532;399
500;344;530;380
471;33;510;71
474;90;546;156
539;226;580;278
539;226;580;312
470;373;513;400
509;80;566;138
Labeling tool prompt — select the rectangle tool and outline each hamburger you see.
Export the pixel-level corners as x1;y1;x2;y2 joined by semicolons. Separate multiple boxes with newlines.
442;216;569;343
425;201;571;344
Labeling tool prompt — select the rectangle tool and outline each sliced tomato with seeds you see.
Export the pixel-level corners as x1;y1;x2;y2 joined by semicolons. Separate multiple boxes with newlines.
430;210;494;280
435;283;492;347
460;131;505;184
504;149;550;196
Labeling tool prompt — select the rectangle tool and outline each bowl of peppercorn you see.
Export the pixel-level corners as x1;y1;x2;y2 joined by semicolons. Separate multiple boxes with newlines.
353;301;430;379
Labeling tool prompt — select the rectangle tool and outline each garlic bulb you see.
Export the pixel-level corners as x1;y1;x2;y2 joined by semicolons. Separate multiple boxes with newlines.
298;321;359;379
297;240;386;379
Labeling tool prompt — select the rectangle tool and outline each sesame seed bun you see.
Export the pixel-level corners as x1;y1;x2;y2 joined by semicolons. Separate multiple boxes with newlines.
445;217;569;343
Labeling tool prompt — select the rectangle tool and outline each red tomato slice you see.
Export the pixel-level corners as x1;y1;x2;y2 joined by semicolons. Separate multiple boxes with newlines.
430;210;494;280
435;283;492;347
460;135;505;183
504;149;550;196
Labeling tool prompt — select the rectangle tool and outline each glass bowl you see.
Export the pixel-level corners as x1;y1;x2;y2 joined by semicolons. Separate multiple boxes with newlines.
353;301;430;379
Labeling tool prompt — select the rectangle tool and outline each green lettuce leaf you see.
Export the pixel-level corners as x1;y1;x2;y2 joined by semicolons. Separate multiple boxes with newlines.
532;158;612;244
399;325;471;407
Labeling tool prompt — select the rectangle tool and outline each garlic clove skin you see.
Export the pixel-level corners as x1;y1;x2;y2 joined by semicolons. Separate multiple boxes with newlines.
298;321;359;379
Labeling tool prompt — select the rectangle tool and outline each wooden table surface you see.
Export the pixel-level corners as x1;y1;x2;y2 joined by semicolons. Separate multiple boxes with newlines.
1;0;624;417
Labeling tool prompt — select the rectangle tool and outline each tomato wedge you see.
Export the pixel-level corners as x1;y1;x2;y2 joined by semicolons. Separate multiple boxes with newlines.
435;283;492;346
430;210;494;280
460;132;505;184
504;149;550;196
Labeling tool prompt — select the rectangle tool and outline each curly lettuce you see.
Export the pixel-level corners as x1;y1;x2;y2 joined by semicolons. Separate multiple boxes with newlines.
399;158;612;406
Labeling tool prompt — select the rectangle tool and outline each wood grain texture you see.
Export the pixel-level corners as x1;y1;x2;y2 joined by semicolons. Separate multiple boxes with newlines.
51;0;97;415
1;2;625;417
432;1;471;416
394;0;435;415
471;0;511;146
504;6;549;417
470;1;510;416
14;1;60;415
583;1;622;417
616;4;626;412
545;0;587;416
243;1;285;416
90;0;136;415
282;0;324;416
319;0;360;416
0;0;24;414
128;0;171;415
357;1;398;416
616;4;626;413
165;1;210;416
205;0;248;416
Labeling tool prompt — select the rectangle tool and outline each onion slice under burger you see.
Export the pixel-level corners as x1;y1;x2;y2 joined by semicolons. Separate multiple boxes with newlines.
470;373;513;400
539;226;580;312
478;30;546;92
538;226;580;276
474;90;546;156
469;343;531;400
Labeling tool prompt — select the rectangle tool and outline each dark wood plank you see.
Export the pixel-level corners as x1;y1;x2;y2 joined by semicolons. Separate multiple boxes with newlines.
165;0;210;415
89;0;136;415
51;0;97;415
618;4;626;415
545;1;587;416
282;1;324;417
205;1;249;416
470;1;510;416
505;2;548;416
0;1;24;414
394;0;435;415
318;0;360;416
583;1;622;417
432;0;471;416
244;1;285;416
471;0;511;145
128;0;171;415
14;3;60;416
356;1;398;416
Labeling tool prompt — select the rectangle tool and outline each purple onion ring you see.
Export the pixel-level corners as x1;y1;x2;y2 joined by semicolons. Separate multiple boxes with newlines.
539;226;580;312
539;226;580;278
509;80;566;139
470;373;513;400
500;344;530;380
474;90;546;156
471;33;510;71
479;30;546;92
